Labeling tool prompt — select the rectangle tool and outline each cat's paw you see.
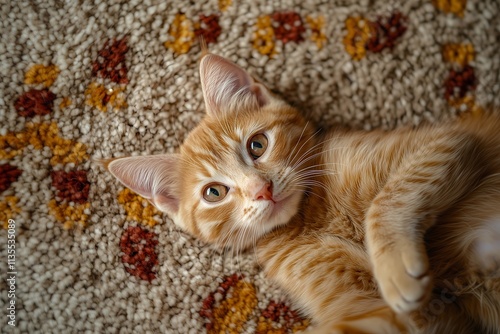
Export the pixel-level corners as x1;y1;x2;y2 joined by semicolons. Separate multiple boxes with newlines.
476;244;500;277
372;243;432;313
475;218;500;277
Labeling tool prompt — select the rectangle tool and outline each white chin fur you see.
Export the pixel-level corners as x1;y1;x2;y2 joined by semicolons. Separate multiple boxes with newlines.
232;193;302;251
262;192;302;234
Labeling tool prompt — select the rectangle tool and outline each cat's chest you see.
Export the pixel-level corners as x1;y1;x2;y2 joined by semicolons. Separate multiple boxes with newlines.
316;130;407;242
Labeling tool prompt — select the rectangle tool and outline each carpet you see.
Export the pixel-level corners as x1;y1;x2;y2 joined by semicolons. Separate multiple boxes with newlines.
1;0;499;333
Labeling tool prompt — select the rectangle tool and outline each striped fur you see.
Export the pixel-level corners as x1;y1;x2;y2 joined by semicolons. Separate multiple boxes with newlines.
256;114;500;333
104;54;500;333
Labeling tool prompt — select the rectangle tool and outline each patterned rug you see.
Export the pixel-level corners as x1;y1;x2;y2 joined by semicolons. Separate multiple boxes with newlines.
1;0;499;332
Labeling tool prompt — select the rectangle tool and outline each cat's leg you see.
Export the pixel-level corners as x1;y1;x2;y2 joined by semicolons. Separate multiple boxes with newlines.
305;297;484;334
304;307;407;334
438;174;500;332
257;235;410;334
365;133;486;313
411;165;500;333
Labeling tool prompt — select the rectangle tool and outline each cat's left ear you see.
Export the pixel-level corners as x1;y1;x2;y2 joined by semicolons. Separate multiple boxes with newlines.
98;154;181;217
200;54;273;116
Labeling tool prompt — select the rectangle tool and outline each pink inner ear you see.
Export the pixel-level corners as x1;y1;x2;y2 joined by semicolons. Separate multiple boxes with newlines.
153;193;179;213
107;157;155;199
200;54;269;116
107;154;181;215
250;84;269;107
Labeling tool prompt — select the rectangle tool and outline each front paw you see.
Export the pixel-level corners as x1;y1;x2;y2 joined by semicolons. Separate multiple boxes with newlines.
372;242;432;313
475;218;500;277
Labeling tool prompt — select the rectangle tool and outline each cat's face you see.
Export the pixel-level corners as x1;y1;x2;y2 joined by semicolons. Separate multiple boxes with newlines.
103;54;316;250
177;99;314;250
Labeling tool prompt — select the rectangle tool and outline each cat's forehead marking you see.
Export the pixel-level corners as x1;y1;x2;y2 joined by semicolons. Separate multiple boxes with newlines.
234;126;244;140
221;133;240;150
187;130;244;184
184;112;284;185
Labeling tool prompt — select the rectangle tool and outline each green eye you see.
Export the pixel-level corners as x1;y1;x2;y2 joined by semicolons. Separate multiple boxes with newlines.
203;184;229;202
248;133;268;159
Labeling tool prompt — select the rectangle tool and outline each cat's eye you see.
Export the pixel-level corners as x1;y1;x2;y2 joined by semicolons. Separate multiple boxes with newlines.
247;133;268;159
203;184;229;202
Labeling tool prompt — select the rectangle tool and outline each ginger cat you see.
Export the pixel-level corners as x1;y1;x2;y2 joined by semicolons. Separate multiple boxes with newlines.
102;54;500;333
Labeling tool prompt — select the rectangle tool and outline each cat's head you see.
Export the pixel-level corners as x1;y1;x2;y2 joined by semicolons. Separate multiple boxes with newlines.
103;54;316;251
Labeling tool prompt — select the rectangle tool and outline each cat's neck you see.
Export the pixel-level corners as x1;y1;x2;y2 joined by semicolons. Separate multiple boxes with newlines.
256;172;329;249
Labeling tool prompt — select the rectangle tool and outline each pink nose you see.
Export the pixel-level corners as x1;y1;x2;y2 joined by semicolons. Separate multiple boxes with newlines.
255;182;273;201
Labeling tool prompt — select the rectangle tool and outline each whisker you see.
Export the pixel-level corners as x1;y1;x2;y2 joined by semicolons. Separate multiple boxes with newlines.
296;163;343;173
283;121;309;168
288;134;327;170
291;146;348;172
289;133;348;166
286;123;318;168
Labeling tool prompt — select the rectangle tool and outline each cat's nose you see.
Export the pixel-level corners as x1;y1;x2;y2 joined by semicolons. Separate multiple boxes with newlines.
255;181;273;201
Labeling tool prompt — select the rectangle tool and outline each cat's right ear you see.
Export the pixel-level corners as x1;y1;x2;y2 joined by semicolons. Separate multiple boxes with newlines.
200;54;273;116
98;154;181;216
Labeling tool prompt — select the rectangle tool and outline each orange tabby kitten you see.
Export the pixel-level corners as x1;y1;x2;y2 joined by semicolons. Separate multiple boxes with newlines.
102;54;500;333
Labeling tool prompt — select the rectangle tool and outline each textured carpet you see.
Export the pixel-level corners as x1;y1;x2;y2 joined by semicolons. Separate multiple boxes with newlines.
1;0;499;333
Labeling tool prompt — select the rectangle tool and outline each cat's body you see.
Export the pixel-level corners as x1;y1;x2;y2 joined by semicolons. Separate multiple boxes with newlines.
102;53;500;333
257;118;500;333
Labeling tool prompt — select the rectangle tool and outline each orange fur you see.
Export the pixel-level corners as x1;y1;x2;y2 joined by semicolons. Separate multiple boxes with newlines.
103;54;500;333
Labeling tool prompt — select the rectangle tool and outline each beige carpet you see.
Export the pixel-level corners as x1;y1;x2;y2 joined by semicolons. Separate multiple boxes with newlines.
1;0;499;333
